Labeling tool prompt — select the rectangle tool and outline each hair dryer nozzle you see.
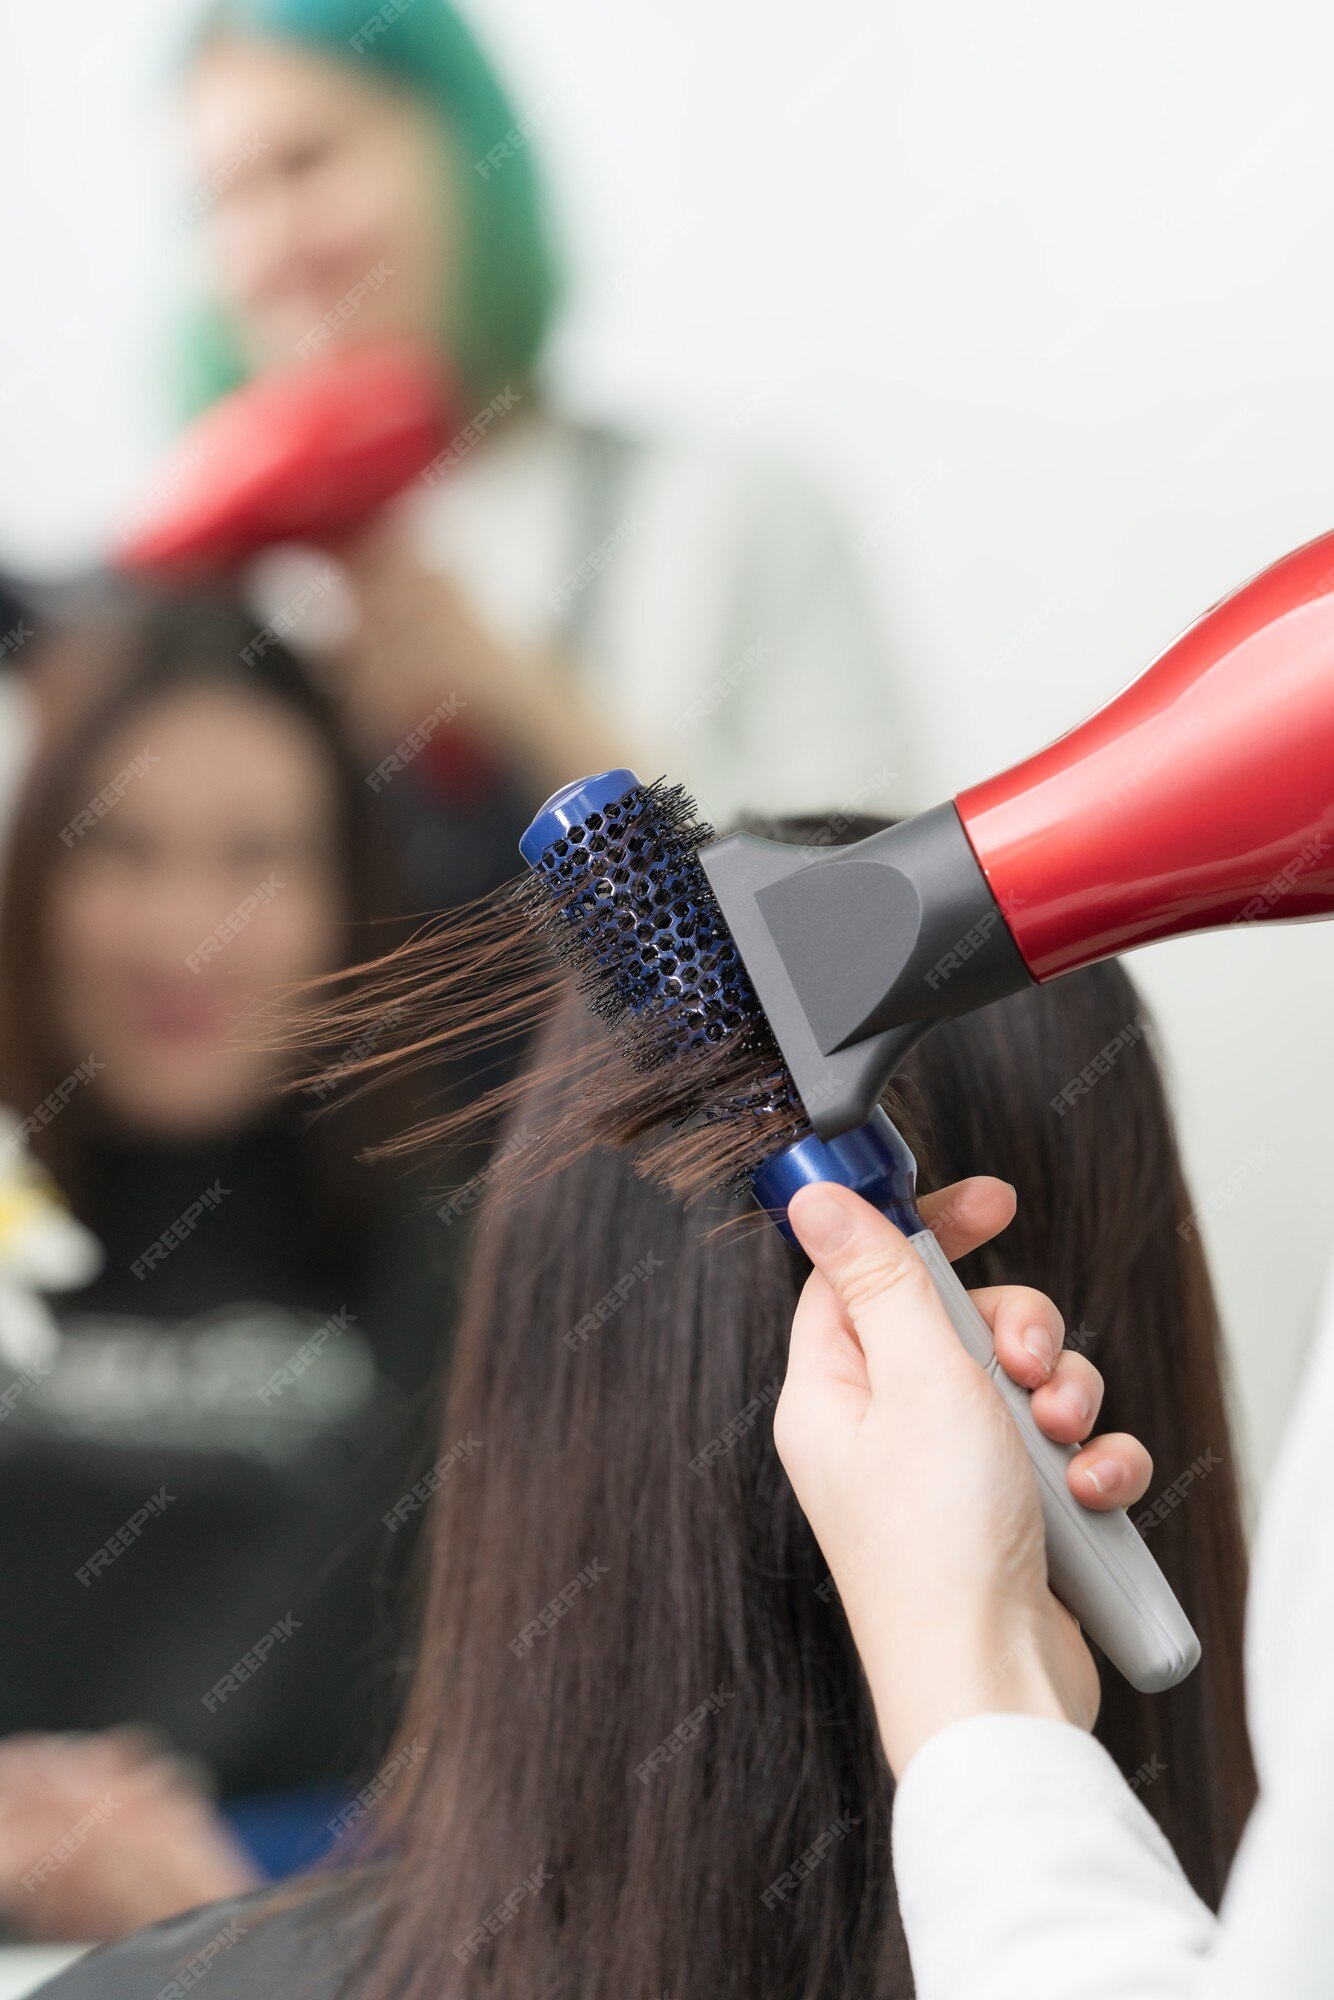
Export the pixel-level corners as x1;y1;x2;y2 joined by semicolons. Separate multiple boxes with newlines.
700;804;1033;1135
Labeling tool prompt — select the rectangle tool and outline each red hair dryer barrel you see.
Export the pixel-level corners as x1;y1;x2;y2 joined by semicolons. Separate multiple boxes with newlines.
702;528;1334;1139
957;531;1334;978
115;342;454;577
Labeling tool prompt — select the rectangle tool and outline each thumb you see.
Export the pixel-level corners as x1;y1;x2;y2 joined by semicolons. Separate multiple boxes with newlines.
786;1183;977;1402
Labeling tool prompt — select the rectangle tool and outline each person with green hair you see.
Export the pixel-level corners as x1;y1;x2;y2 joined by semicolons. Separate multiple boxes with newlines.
175;0;895;819
180;0;558;421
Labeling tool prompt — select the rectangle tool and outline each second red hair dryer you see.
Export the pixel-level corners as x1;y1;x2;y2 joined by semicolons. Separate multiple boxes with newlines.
114;342;455;577
703;529;1334;1135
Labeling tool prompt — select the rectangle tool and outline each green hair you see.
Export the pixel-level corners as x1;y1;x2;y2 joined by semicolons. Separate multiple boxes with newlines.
176;0;561;414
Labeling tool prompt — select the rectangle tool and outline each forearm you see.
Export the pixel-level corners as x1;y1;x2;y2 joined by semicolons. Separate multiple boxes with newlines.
440;603;636;793
354;559;639;792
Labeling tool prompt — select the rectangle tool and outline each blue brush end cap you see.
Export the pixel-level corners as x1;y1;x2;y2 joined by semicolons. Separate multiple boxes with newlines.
752;1108;926;1247
519;768;643;867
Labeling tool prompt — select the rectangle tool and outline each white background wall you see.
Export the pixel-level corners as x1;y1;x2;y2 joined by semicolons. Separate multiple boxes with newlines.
2;0;1332;1495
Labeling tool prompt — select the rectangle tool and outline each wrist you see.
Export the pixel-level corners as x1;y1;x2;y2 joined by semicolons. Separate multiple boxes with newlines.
861;1614;1072;1780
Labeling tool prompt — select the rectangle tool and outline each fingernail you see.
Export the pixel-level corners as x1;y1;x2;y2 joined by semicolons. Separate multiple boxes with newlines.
1083;1457;1125;1496
1021;1325;1057;1378
789;1186;853;1254
1052;1380;1091;1426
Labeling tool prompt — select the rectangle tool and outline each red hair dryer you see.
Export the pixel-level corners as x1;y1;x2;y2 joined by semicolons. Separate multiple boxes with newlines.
703;529;1334;1135
115;341;455;577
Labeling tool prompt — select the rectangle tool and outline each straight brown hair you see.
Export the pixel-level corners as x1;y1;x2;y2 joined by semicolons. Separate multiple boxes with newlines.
313;936;1257;1997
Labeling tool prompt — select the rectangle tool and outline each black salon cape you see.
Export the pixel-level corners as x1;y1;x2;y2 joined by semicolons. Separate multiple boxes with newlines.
0;1120;458;1797
36;1874;378;2000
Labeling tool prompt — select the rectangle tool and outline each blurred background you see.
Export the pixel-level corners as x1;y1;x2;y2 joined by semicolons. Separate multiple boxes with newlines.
0;0;1331;1961
3;0;1327;1480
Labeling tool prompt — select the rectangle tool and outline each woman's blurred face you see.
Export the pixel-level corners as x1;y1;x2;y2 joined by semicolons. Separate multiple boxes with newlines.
184;36;453;371
47;686;344;1141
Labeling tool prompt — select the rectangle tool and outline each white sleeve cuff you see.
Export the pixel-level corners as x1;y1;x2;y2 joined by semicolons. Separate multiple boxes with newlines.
891;1714;1219;2000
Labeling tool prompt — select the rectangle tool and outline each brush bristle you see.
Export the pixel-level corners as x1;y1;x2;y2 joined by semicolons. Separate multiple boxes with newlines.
518;778;806;1187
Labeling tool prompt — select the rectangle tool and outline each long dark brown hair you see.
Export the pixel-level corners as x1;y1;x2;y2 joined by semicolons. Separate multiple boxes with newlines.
313;919;1256;1995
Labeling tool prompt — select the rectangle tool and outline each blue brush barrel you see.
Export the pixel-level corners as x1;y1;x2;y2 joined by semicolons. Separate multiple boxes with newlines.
521;771;926;1241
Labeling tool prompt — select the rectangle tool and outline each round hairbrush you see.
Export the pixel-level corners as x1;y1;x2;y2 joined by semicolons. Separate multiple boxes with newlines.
115;340;455;576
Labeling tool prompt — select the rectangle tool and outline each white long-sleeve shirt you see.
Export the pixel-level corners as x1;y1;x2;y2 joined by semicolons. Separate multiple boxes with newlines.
891;1272;1334;1998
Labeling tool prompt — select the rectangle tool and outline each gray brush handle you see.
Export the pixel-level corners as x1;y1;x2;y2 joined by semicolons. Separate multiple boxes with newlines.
911;1229;1200;1692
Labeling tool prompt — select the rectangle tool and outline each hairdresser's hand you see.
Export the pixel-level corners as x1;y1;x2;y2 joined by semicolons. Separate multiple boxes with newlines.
773;1179;1153;1781
329;514;632;788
